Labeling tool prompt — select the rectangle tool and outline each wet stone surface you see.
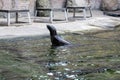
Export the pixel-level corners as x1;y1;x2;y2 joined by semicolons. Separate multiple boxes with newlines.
0;26;120;80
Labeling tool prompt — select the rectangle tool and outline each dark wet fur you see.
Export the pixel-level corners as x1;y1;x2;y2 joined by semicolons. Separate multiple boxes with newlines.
47;25;71;47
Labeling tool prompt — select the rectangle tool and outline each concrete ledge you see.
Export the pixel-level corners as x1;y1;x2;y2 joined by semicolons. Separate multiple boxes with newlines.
0;10;120;39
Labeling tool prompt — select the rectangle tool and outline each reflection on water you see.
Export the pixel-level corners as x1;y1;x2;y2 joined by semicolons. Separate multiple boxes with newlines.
0;27;120;80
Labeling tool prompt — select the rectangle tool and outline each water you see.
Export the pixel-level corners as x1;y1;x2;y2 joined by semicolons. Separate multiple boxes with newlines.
0;27;120;80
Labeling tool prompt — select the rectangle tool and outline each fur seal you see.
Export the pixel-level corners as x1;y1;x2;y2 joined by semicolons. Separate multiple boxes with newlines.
47;25;71;46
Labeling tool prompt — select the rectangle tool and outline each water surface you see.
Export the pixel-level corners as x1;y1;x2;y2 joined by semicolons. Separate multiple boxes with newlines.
0;27;120;80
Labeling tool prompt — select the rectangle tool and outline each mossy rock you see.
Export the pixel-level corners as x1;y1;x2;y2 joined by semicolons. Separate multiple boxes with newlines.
36;0;51;16
36;0;51;8
66;0;84;12
36;0;67;16
67;0;74;7
37;11;50;17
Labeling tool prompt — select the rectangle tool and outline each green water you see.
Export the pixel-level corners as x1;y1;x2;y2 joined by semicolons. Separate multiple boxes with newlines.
0;27;120;80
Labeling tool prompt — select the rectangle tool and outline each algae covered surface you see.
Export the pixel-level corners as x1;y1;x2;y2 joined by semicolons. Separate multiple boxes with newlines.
0;27;120;80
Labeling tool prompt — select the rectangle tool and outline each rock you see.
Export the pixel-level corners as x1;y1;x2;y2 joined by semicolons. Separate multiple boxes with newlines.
36;0;51;16
67;0;87;7
67;0;101;9
0;0;36;16
66;0;73;7
118;0;120;9
36;0;51;8
36;0;66;16
88;17;120;29
101;0;119;11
